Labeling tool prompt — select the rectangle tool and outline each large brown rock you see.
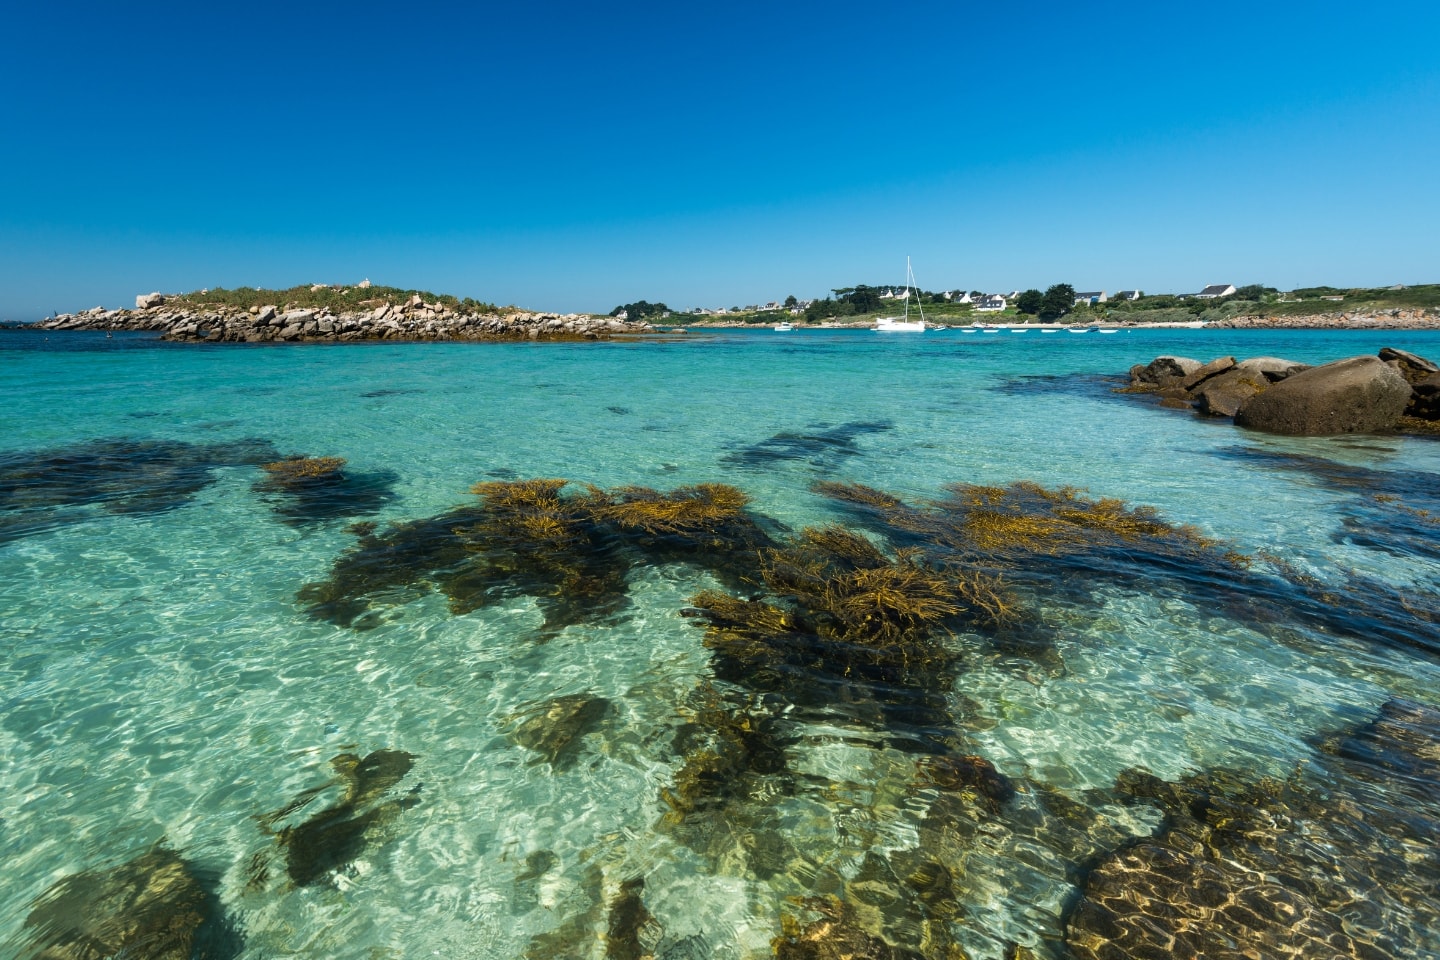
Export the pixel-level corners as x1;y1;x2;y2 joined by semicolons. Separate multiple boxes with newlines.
1378;346;1439;383
1234;355;1412;435
1193;369;1268;417
1178;356;1235;392
1131;356;1201;389
1234;356;1309;382
1408;372;1440;420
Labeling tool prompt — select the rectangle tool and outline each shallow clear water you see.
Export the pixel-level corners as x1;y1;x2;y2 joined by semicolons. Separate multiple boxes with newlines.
1;327;1438;959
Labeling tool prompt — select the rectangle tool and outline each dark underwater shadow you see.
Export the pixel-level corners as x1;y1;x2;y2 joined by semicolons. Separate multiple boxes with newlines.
720;420;893;472
1212;445;1440;562
0;437;281;546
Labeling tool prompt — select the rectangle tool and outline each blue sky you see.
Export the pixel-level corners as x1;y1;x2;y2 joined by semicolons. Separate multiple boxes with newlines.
2;1;1437;317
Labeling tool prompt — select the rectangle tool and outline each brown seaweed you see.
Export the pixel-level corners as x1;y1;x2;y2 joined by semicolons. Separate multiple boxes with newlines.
606;877;663;960
505;694;612;771
301;479;778;632
685;525;1001;753
16;848;235;960
298;506;488;627
818;477;1440;661
1068;700;1440;959
772;895;933;960
255;748;419;888
251;455;398;524
657;681;805;878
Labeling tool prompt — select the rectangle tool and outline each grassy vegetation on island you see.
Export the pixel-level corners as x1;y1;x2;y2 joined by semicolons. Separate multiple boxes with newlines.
167;284;508;315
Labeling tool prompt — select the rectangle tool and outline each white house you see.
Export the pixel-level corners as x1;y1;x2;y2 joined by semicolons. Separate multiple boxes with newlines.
1074;291;1108;305
1113;290;1143;301
1195;284;1237;299
974;296;1007;312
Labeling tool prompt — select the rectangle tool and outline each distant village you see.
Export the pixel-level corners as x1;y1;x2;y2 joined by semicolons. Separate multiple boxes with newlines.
676;283;1246;318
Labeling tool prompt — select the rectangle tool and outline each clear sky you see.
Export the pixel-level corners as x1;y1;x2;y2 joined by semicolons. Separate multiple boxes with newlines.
2;1;1437;318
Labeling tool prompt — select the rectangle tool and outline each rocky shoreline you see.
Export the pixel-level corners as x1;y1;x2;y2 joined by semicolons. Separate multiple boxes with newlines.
1124;346;1440;435
1207;309;1439;330
32;293;656;343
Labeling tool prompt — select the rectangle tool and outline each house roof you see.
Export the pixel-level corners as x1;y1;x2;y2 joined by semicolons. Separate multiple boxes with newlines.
1198;284;1234;296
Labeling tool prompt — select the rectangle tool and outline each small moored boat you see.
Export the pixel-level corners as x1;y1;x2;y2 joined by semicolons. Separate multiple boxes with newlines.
874;258;926;332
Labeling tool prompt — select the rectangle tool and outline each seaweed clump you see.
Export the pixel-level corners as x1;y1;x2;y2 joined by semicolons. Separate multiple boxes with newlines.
252;748;419;888
686;525;1008;752
816;479;1235;570
301;479;774;632
772;896;933;960
505;693;612;771
659;681;800;875
252;455;398;524
16;848;234;960
1067;697;1440;960
447;479;629;632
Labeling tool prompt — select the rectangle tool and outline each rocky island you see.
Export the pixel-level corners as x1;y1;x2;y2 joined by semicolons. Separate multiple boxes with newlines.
32;284;657;343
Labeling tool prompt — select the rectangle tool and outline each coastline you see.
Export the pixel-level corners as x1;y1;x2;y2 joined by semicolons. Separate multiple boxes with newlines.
30;297;655;342
681;308;1440;331
19;304;1440;343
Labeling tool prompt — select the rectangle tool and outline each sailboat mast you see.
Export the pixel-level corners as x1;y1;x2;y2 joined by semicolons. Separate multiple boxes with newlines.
903;256;910;323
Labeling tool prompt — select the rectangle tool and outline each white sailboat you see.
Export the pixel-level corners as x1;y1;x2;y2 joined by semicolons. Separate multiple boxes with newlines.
874;258;926;332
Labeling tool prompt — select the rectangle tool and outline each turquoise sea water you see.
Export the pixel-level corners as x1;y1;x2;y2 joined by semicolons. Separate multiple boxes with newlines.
1;326;1438;959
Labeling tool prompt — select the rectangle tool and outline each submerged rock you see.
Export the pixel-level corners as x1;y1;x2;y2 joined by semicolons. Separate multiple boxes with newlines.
255;748;419;888
1068;698;1440;960
1235;355;1412;435
772;896;931;960
19;848;230;960
506;693;611;770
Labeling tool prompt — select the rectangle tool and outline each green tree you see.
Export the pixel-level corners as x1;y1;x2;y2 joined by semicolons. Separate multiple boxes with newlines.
783;294;798;309
1015;289;1044;315
1039;284;1076;322
610;300;670;321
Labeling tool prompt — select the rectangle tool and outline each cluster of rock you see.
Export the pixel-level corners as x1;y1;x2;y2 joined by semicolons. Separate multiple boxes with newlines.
1209;308;1439;329
1127;347;1439;435
35;293;654;342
